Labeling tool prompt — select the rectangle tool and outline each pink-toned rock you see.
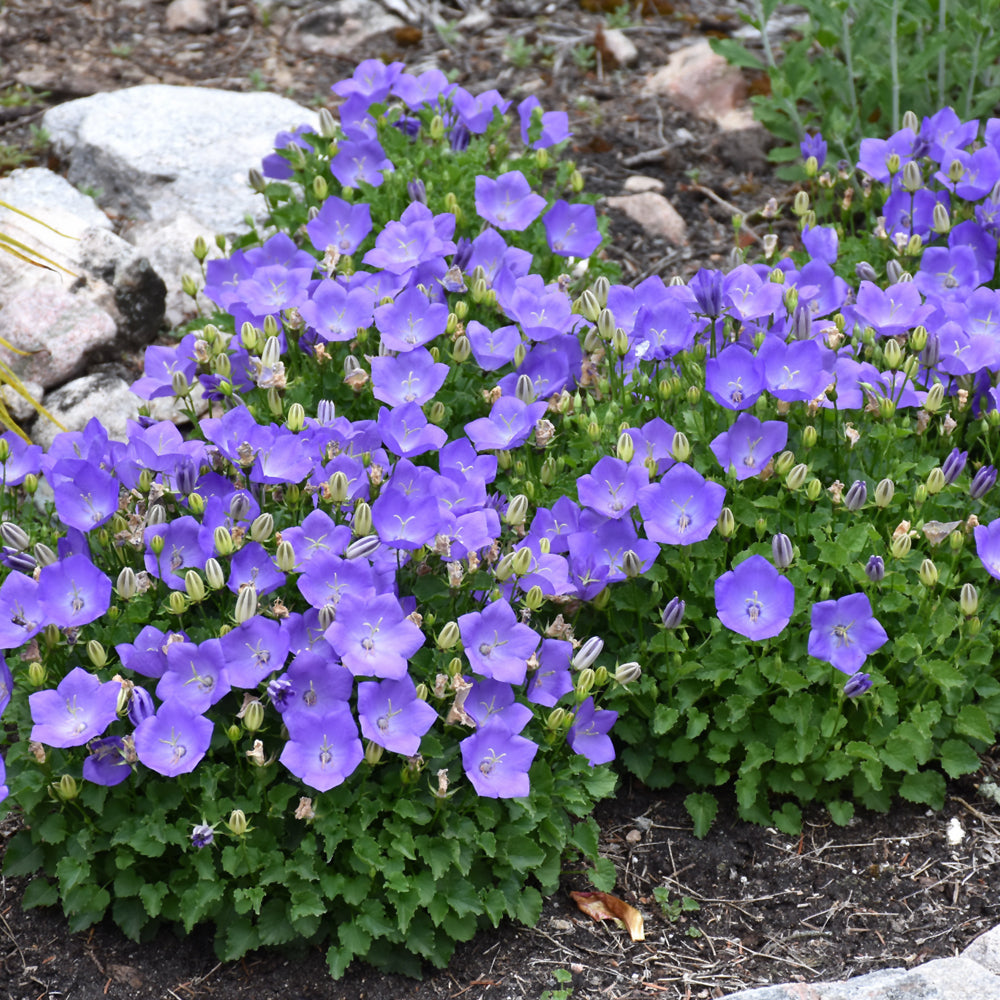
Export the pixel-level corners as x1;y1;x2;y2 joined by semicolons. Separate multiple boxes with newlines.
0;286;116;389
606;192;687;245
642;40;749;130
624;175;665;194
164;0;219;33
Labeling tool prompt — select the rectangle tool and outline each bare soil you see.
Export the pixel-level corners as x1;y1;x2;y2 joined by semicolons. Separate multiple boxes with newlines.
2;2;1000;999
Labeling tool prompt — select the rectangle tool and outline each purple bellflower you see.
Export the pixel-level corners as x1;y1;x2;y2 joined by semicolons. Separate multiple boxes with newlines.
134;701;214;777
576;456;649;519
638;463;726;546
38;554;112;629
567;696;617;766
808;593;888;674
474;171;546;231
357;675;438;755
709;413;788;481
279;708;364;792
325;592;425;679
974;519;1000;579
459;599;540;684
715;554;794;641
543;201;601;257
460;718;537;798
705;345;765;411
29;666;120;748
82;736;132;787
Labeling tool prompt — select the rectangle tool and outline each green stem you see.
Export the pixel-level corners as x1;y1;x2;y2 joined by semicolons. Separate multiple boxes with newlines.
890;0;900;134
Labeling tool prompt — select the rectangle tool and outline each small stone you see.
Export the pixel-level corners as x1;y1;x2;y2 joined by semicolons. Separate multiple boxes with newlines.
625;829;642;844
624;175;664;194
598;27;638;68
642;40;747;129
164;0;220;33
606;192;687;245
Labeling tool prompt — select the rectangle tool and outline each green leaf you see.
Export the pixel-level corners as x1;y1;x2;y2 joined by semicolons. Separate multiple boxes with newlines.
828;800;855;826
900;770;946;808
684;792;719;838
589;857;617;892
3;830;44;877
940;740;981;779
956;704;995;744
505;834;546;872
652;703;679;735
21;877;57;909
513;886;543;925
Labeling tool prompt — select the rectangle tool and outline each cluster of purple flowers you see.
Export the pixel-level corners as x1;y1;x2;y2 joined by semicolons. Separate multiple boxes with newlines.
9;65;1000;821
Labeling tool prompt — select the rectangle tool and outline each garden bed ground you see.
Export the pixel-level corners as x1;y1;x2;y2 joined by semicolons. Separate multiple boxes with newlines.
2;1;1000;998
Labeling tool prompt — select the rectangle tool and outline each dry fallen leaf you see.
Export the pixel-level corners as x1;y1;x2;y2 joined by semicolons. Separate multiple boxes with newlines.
570;891;645;941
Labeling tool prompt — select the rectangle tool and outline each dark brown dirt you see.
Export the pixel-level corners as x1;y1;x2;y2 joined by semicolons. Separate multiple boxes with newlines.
2;2;1000;999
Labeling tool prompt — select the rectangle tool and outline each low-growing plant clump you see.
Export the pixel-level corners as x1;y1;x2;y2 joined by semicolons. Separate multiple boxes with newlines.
1;58;1000;980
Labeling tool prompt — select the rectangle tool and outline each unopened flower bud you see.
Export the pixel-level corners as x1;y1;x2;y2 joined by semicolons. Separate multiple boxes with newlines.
168;591;188;615
971;464;998;500
919;558;938;587
960;582;979;616
56;775;79;801
806;477;823;501
149;532;166;557
844;479;867;511
204;557;225;590
793;190;810;215
576;289;601;321
452;335;471;363
932;201;951;234
243;700;265;733
882;338;902;370
771;532;793;568
614;661;641;685
786;462;809;491
865;554;885;582
27;662;46;687
33;542;56;567
275;540;295;572
843;672;872;698
874;478;895;508
926;466;945;495
622;549;642;578
941;447;968;485
671;431;690;463
0;521;29;551
717;506;735;538
890;532;912;560
547;707;569;731
576;667;596;697
184;570;206;603
227;809;249;836
285;402;305;433
234;585;258;624
914;482;928;505
505;494;529;526
318;106;337;138
573;636;604;671
214;526;235;556
437;621;460;650
128;685;155;726
511;547;533;576
353;501;372;536
524;585;545;611
662;597;685;629
250;513;274;543
117;566;139;600
85;639;107;669
617;431;634;463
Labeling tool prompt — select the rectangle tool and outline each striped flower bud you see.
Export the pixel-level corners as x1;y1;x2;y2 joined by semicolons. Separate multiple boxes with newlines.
572;636;604;671
874;478;895;508
234;585;258;624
